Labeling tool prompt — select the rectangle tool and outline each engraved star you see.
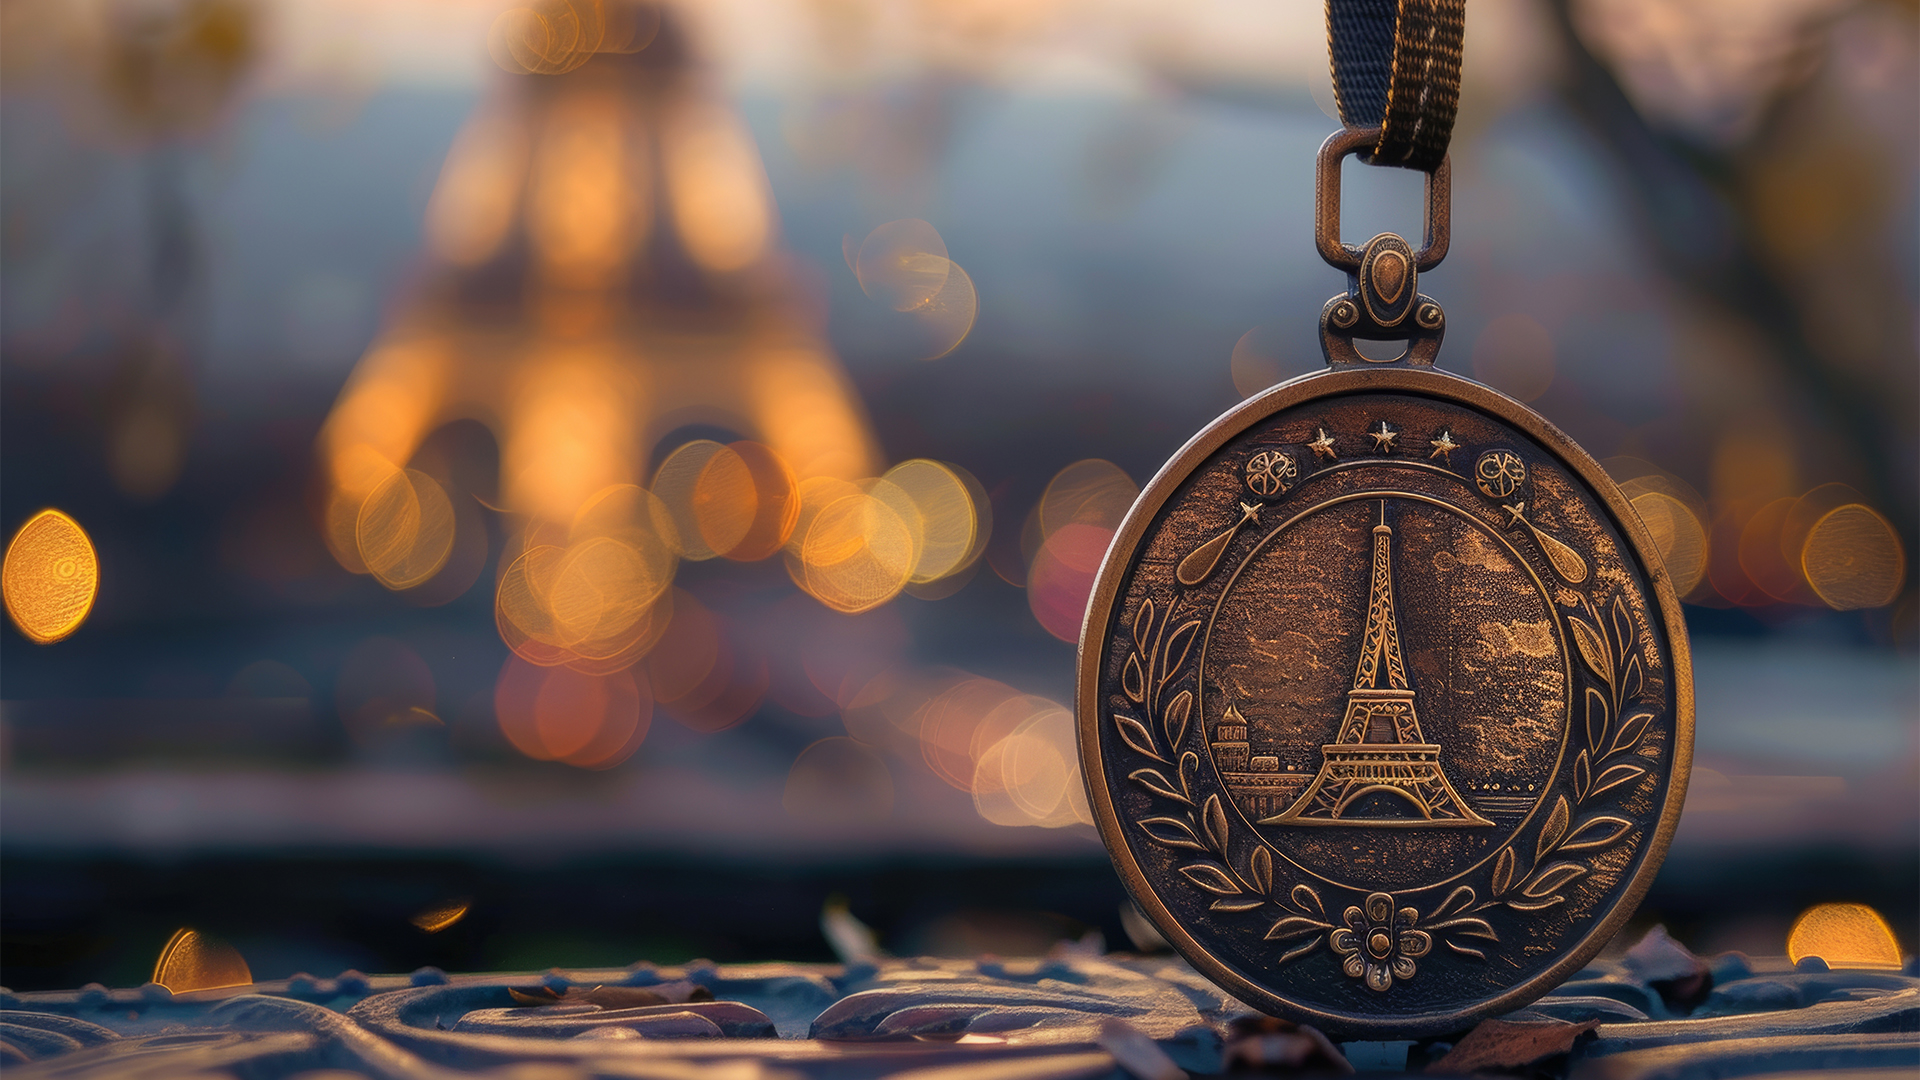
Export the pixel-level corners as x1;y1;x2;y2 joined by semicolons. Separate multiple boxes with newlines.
1429;429;1459;464
1502;501;1528;527
1238;501;1262;523
1308;428;1338;461
1370;421;1398;453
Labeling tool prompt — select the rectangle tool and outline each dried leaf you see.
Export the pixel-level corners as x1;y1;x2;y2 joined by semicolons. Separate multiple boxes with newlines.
1250;846;1273;896
1179;864;1242;895
1128;768;1189;804
1585;688;1609;758
1610;711;1652;759
1114;714;1164;762
1568;617;1610;685
1138;816;1207;851
1203;794;1229;855
1429;1017;1599;1075
1211;897;1265;913
1491;847;1515;897
1591;763;1646;798
1163;690;1192;751
1265;916;1326;941
1560;815;1632;853
1121;653;1145;704
1161;620;1201;684
1523;861;1587;899
1536;796;1570;862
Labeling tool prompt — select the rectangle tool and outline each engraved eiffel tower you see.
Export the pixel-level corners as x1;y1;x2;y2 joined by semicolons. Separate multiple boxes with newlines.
1263;501;1491;827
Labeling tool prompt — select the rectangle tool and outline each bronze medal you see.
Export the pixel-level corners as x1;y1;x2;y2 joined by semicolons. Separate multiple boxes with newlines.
1077;7;1692;1037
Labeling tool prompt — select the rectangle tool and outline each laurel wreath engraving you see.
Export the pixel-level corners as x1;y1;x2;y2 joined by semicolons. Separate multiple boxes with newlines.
1485;593;1653;911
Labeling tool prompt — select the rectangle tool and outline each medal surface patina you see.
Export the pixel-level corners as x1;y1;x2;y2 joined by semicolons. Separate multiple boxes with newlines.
1078;133;1693;1036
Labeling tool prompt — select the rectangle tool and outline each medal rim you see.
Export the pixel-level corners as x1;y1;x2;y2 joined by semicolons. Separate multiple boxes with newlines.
1076;364;1695;1035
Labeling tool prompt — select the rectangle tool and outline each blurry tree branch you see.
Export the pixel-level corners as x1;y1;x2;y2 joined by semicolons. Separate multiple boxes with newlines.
1543;0;1914;540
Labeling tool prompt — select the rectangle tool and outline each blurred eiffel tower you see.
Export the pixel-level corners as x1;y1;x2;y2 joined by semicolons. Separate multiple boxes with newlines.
318;0;880;565
1265;501;1490;827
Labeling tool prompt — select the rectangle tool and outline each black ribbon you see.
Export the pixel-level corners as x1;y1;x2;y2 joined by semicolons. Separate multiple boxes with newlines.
1328;0;1465;173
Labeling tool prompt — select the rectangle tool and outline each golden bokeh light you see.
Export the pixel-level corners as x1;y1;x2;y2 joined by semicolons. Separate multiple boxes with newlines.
424;112;528;268
1230;325;1288;399
801;493;915;614
784;737;895;823
718;440;801;561
1471;314;1556;403
3;509;99;645
410;900;471;934
1786;903;1904;970
653;440;728;560
1623;486;1709;598
495;656;651;768
912;260;979;361
357;468;457;591
1803;504;1906;611
1737;497;1801;604
1038;459;1137;540
488;0;659;77
855;219;951;312
152;929;252;994
496;531;674;673
664;100;773;273
971;699;1092;829
875;459;980;583
530;89;644;288
918;677;1023;791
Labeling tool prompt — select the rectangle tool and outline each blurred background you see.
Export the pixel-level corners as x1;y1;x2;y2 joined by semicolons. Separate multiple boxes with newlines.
2;0;1914;991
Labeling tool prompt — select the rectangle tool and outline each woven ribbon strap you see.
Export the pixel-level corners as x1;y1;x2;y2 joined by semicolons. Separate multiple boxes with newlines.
1327;0;1465;172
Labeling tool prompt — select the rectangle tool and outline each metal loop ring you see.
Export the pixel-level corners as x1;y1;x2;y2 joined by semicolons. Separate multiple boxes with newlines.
1314;127;1451;274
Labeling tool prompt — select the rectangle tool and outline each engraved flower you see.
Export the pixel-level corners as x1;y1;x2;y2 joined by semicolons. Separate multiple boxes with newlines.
1329;892;1431;991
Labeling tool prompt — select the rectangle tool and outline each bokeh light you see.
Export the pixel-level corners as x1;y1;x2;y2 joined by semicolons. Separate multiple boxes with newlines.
971;698;1092;829
1230;325;1289;398
852;219;979;360
1802;504;1905;610
800;492;915;614
783;737;895;823
3;509;99;645
1785;903;1903;970
357;468;457;591
410;900;471;934
151;929;251;994
495;655;651;767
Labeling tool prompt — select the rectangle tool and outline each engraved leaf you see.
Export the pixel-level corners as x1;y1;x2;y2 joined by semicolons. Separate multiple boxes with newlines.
1137;816;1207;851
1211;897;1266;913
1265;916;1326;941
1522;861;1588;899
1179;751;1199;803
1113;713;1164;762
1591;763;1647;799
1505;895;1566;912
1560;816;1633;853
1585;688;1610;758
1161;620;1202;685
1132;599;1155;657
1179;864;1243;896
1620;654;1643;705
1568;617;1611;686
1163;690;1192;752
1279;938;1321;965
1291;884;1326;918
1446;942;1488;960
1491;848;1516;897
1250;846;1274;897
1203;794;1229;855
1573;750;1592;804
1536;795;1570;863
1610;711;1653;759
1121;653;1145;704
1611;596;1635;666
1128;768;1190;804
1430;916;1498;941
1431;886;1475;920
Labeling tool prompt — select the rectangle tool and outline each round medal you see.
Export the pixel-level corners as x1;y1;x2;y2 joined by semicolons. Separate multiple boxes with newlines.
1077;9;1692;1032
